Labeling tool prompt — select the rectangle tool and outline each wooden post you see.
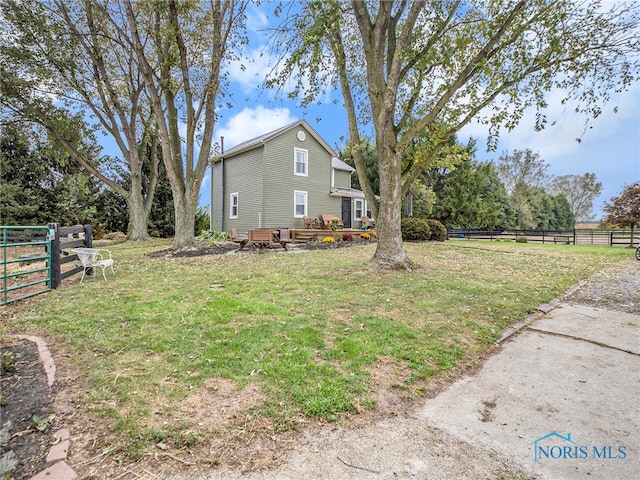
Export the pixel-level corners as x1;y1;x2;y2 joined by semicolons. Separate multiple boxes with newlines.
48;223;61;289
83;225;93;248
83;225;94;277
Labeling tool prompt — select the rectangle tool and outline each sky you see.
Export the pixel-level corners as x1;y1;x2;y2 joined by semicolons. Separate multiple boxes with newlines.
199;3;640;222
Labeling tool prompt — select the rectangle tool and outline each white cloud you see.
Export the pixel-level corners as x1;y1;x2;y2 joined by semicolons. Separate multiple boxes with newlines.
246;5;269;33
460;83;640;218
214;106;298;149
461;85;639;162
227;45;274;94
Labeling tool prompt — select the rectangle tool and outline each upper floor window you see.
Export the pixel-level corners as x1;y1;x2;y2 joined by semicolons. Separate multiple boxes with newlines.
229;192;239;219
294;148;308;176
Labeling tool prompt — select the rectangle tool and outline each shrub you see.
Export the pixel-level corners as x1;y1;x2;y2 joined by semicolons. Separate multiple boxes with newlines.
343;233;353;241
360;232;371;240
515;236;528;243
401;217;431;242
200;230;230;242
194;206;210;236
322;237;335;244
425;219;447;241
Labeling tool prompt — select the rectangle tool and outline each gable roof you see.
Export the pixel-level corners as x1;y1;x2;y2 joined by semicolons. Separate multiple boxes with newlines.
216;119;337;160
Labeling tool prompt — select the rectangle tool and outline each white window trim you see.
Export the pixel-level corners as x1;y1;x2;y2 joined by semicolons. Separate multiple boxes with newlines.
294;147;308;177
354;199;374;221
354;199;364;220
229;192;239;219
294;190;307;218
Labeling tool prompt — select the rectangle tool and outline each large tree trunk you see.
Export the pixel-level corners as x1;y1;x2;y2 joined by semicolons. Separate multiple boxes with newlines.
171;186;198;248
127;191;151;241
369;146;411;271
125;161;152;241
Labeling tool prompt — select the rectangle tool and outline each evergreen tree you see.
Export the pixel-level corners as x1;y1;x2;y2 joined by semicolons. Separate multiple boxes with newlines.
0;124;46;224
430;157;515;230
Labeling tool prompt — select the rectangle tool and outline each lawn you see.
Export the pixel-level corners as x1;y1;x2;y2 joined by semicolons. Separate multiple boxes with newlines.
0;239;631;460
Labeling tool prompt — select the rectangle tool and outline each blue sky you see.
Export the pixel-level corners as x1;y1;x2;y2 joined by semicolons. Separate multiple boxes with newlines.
200;3;640;222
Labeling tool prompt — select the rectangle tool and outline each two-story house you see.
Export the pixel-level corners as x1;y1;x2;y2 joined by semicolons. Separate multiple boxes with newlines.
210;120;371;233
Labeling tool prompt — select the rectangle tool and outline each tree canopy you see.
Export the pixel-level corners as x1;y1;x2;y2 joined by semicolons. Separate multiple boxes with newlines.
1;0;249;247
550;173;603;222
0;0;162;240
603;181;640;246
271;0;640;270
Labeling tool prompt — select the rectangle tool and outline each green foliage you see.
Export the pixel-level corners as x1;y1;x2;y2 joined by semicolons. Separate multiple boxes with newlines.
496;149;575;230
31;414;51;432
200;229;230;242
425;219;447;242
0;123;107;227
194;207;210;237
93;188;128;237
269;0;639;269
404;181;436;218
147;157;175;238
0;352;17;375
428;153;515;230
339;139;379;195
603;182;640;246
550;194;575;230
401;218;431;242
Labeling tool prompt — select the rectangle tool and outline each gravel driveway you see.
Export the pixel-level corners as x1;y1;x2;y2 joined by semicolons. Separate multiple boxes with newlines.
564;257;639;314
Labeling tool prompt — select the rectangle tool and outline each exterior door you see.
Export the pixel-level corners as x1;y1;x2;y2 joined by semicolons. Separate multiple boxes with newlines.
341;197;352;228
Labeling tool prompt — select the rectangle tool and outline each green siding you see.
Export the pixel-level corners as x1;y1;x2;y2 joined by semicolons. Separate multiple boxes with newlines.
214;147;264;233
262;126;341;228
333;169;352;189
212;122;351;232
210;162;223;230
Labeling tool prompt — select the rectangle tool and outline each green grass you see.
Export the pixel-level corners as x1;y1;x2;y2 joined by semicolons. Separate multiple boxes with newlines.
0;239;631;457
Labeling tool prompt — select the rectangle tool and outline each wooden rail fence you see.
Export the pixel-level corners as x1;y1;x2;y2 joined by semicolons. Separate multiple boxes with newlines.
1;224;93;305
447;229;638;247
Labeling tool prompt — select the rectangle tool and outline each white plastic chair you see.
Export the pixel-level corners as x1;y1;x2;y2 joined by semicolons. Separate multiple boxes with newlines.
72;248;115;282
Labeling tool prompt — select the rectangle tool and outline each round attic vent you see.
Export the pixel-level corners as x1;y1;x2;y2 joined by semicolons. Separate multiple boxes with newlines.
297;130;306;141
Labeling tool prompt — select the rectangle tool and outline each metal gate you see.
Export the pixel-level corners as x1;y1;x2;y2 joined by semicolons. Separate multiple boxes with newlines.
1;226;53;306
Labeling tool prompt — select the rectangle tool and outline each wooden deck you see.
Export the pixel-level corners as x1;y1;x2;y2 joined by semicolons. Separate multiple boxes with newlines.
233;227;370;248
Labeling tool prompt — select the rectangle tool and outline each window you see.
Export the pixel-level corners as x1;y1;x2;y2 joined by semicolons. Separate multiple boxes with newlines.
354;199;364;219
294;191;307;218
294;148;308;176
229;192;239;219
354;199;374;221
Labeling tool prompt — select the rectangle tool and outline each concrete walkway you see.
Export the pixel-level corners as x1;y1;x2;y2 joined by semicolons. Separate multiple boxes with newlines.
421;303;639;479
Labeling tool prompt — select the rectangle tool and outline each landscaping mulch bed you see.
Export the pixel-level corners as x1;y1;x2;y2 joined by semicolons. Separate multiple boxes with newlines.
146;238;377;258
0;338;58;480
